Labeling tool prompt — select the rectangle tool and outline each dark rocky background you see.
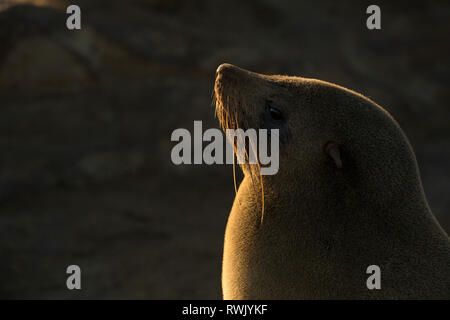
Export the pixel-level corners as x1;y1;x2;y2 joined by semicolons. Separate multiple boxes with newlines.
0;0;448;299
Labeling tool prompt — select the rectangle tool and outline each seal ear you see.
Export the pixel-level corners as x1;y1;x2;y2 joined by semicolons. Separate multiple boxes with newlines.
324;142;343;169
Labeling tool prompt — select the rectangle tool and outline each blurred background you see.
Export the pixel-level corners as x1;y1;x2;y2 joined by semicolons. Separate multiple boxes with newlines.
0;0;448;299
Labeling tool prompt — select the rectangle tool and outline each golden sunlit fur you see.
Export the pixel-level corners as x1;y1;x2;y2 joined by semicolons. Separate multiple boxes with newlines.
214;63;450;299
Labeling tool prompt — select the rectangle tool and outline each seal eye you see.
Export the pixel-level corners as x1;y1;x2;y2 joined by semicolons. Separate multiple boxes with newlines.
269;106;283;121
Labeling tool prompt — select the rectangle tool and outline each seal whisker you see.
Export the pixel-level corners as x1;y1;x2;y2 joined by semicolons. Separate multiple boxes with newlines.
245;117;265;225
231;110;238;195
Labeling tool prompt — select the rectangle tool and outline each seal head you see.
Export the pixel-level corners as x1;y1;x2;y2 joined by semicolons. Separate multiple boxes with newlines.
215;63;450;299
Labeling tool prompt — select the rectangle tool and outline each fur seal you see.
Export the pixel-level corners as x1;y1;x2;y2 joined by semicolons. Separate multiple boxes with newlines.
213;63;450;299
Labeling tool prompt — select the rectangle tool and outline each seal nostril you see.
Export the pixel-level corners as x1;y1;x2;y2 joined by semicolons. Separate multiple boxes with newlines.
216;63;239;80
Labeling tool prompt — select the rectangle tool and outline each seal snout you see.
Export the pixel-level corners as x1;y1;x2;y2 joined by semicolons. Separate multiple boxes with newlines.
214;64;243;131
214;64;240;110
214;63;257;131
215;63;250;84
216;63;238;78
214;63;247;106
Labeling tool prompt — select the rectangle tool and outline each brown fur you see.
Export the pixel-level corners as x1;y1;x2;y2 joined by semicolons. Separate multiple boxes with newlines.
214;63;450;299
